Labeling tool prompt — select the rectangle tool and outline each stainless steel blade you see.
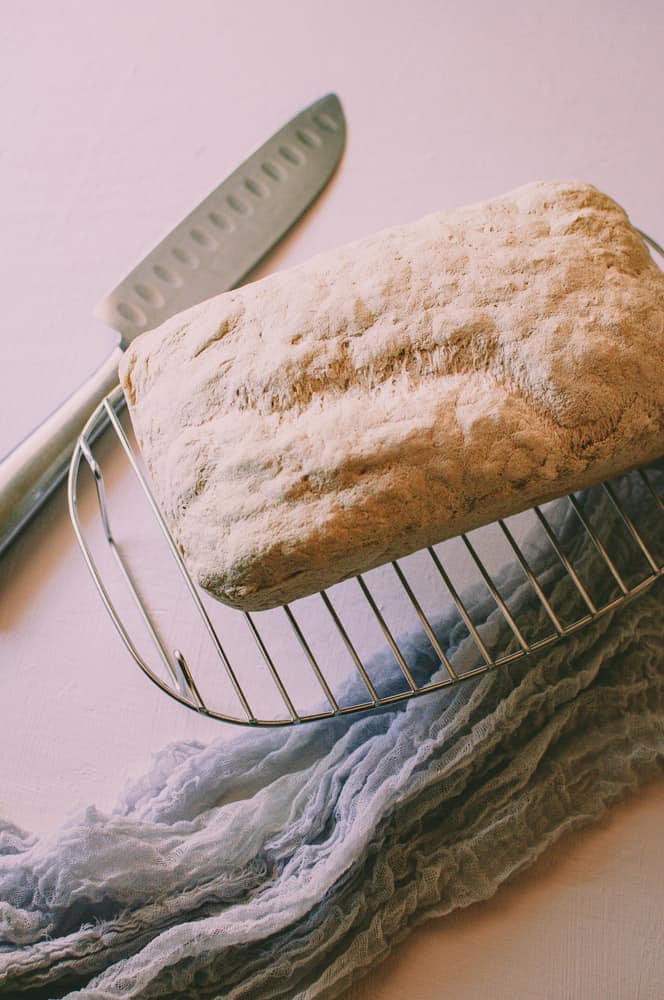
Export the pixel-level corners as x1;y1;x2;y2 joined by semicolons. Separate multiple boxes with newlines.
0;93;345;557
95;93;346;343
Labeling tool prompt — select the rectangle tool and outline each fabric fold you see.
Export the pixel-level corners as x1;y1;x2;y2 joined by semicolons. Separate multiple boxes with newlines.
1;481;662;999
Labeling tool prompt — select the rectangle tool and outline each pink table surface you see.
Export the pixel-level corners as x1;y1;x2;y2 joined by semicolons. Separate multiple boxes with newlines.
1;2;663;997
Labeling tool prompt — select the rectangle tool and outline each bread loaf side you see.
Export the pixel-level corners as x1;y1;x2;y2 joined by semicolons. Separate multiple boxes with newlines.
120;181;664;611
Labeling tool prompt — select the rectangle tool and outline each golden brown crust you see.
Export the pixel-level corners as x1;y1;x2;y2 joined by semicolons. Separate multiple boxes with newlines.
120;181;664;610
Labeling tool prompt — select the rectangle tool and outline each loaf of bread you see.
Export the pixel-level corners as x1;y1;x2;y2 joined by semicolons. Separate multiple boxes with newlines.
119;181;664;611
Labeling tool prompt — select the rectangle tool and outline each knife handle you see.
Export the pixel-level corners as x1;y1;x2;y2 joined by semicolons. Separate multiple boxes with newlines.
0;345;124;556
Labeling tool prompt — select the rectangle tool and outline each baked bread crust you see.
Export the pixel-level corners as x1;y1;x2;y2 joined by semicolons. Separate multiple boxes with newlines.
120;181;664;611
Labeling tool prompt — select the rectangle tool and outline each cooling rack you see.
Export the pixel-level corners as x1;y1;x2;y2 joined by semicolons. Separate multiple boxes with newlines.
68;393;663;727
68;234;664;727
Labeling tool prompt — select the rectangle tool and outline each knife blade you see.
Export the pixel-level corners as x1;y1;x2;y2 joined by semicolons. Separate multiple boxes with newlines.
95;92;346;343
0;94;346;556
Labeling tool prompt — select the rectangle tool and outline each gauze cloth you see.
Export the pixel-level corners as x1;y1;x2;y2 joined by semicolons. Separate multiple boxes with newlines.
1;480;662;999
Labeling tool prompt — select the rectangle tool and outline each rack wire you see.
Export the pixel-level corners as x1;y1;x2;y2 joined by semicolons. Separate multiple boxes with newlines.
68;235;664;727
68;392;663;727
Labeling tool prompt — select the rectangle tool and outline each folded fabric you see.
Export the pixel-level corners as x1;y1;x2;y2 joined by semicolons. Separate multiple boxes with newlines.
0;479;662;999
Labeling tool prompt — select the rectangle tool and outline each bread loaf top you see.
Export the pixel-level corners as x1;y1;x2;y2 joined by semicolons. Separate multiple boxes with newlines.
120;181;664;610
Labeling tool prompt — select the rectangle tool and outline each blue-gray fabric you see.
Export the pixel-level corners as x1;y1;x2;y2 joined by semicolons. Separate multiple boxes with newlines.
0;485;662;999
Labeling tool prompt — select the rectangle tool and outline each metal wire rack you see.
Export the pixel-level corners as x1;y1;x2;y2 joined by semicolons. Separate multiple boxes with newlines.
68;234;664;728
68;391;663;727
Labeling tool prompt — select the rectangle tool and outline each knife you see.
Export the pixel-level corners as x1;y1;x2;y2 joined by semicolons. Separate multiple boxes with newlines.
0;94;346;556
